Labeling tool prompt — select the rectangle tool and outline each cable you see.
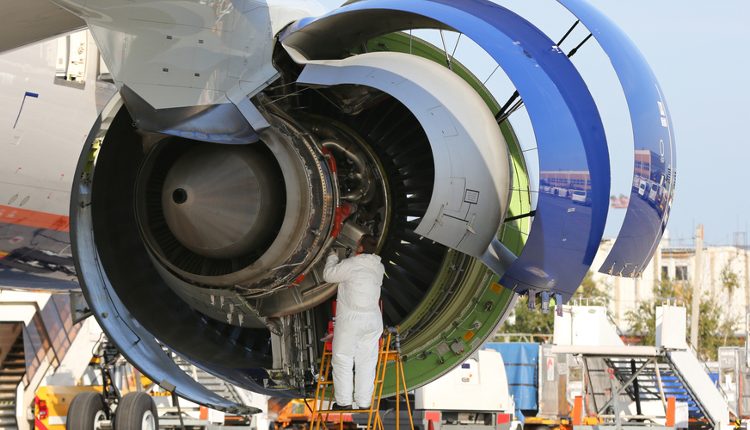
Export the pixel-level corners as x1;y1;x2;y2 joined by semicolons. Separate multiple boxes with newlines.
91;331;106;358
504;211;537;223
568;33;593;58
495;21;594;124
557;20;580;46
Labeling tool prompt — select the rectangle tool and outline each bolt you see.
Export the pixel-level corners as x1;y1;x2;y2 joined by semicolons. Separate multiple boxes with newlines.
541;291;550;314
528;290;537;310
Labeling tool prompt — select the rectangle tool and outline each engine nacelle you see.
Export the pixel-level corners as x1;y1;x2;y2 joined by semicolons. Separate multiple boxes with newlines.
72;65;521;409
66;0;675;412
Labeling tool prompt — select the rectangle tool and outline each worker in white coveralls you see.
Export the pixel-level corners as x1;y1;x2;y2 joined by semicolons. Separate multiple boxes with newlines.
323;234;384;410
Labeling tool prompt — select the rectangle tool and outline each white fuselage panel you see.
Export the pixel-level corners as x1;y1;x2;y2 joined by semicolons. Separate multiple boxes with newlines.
0;31;106;218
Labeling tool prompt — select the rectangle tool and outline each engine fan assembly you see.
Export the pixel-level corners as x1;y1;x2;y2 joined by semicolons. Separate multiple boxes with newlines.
72;31;527;406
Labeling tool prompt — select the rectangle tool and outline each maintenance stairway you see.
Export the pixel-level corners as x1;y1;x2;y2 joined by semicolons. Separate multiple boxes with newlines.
553;304;732;430
0;333;24;430
171;352;246;407
0;291;92;430
603;356;721;429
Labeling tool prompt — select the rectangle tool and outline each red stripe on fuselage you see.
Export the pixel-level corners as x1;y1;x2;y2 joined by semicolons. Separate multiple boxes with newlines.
0;205;69;232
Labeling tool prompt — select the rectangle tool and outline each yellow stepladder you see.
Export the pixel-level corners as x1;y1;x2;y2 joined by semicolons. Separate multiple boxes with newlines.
310;327;415;430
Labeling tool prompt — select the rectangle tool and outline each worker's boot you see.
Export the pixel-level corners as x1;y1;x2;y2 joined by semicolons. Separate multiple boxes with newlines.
331;403;351;411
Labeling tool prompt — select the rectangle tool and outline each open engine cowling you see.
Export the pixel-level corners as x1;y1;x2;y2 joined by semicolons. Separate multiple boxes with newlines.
68;0;675;412
72;40;525;410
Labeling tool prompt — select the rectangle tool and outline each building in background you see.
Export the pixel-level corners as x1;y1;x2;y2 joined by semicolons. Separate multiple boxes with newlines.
591;231;750;334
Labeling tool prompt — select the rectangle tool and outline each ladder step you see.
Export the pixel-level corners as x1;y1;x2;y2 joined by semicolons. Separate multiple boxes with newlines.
316;409;374;414
312;333;413;430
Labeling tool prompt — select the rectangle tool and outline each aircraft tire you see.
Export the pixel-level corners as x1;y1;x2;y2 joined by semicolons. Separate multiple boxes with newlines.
67;392;107;430
114;392;158;430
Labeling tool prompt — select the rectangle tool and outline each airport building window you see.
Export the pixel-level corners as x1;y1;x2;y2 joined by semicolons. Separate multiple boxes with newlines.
54;30;88;88
675;265;688;281
661;266;670;280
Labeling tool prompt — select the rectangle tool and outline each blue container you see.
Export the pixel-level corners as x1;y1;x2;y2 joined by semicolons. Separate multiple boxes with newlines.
485;343;539;413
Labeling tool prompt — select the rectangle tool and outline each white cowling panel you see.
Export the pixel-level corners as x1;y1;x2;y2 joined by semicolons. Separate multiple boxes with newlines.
291;49;511;258
49;0;323;110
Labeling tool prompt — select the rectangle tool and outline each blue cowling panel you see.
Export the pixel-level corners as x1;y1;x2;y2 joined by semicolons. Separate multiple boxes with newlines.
282;0;610;300
558;0;677;277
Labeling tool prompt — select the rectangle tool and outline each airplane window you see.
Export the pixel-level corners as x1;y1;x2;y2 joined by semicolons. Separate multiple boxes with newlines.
54;30;87;88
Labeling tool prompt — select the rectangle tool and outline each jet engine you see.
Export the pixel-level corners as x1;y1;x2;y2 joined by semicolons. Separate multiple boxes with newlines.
61;0;676;411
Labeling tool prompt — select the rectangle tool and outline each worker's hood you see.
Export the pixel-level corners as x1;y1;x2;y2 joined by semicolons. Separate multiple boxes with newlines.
356;253;382;265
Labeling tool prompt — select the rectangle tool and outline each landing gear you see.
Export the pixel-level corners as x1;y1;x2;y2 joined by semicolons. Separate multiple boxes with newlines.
67;391;158;430
113;392;158;430
66;392;107;430
67;341;158;430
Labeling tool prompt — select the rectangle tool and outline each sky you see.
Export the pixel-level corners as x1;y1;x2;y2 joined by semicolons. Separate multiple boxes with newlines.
314;0;750;247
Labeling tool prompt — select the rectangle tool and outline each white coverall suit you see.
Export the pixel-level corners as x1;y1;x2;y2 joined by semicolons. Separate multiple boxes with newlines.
323;252;385;408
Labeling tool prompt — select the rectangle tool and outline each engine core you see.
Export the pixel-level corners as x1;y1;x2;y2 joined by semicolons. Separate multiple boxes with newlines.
161;144;285;260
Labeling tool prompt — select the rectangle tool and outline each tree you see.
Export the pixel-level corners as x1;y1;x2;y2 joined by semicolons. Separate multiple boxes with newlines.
501;295;555;335
573;270;609;302
625;279;740;360
627;299;658;347
720;260;740;293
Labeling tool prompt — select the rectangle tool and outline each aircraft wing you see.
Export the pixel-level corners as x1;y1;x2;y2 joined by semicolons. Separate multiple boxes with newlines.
0;247;79;293
0;0;85;53
0;268;79;293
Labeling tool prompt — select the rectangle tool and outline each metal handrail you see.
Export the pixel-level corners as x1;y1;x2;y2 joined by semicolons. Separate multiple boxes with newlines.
686;342;736;417
492;332;553;343
663;352;715;426
3;297;80;386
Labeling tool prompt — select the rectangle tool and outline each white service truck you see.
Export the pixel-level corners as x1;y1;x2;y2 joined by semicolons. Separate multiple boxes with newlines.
412;349;514;430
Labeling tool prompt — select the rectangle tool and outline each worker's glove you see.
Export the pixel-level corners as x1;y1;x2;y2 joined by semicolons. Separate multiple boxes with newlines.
327;250;340;262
